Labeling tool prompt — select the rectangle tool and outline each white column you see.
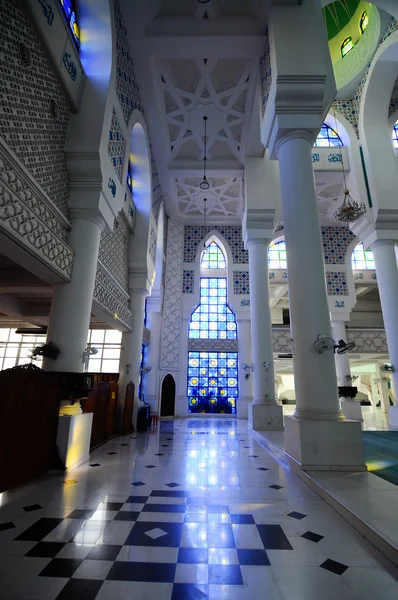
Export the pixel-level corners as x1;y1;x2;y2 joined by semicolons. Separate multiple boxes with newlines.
247;239;283;429
143;308;162;413
237;318;253;420
331;320;362;421
119;292;147;429
43;210;104;372
276;133;364;469
371;241;398;427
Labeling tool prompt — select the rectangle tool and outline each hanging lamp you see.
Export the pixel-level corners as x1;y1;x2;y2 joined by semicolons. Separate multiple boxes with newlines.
332;112;366;224
199;116;210;191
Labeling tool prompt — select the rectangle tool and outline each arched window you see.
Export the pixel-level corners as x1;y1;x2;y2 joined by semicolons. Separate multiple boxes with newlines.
188;240;238;414
360;11;369;34
351;242;375;270
314;124;343;148
392;121;398;149
201;241;226;269
126;160;133;195
268;241;287;269
341;37;354;58
59;0;80;50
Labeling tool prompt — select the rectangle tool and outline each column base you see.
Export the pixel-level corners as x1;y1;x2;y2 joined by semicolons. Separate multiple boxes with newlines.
340;400;363;422
237;397;251;420
388;405;398;429
284;415;366;471
248;403;284;430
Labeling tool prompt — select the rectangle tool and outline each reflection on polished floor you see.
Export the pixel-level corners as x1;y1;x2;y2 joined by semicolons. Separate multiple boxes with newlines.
0;419;397;600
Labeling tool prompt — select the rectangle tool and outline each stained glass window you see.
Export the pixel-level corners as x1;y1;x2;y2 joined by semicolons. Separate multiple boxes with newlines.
268;241;287;269
201;241;226;269
393;121;398;149
189;279;237;340
188;351;238;414
59;0;80;50
314;124;343;148
341;37;354;58
360;11;369;34
351;242;375;270
127;160;133;195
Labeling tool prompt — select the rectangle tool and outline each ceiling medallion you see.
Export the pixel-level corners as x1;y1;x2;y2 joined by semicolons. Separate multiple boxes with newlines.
332;111;366;225
199;116;210;191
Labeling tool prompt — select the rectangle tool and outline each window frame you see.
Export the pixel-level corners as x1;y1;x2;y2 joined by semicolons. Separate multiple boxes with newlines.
341;36;354;58
58;0;80;51
314;124;344;148
359;11;369;34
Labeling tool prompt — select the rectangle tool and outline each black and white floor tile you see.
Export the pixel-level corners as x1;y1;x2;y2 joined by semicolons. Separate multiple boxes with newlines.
0;418;397;599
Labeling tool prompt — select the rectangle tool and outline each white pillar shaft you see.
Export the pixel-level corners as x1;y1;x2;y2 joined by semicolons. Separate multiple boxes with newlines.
119;294;146;402
238;319;253;402
371;241;398;394
331;321;351;387
247;240;276;404
143;310;162;411
43;215;103;372
277;136;341;421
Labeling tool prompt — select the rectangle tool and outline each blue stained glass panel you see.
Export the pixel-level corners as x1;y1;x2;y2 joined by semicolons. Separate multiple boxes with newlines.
188;351;238;414
59;0;80;49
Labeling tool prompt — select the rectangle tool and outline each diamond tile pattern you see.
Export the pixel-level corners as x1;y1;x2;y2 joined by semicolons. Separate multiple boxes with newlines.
0;419;391;599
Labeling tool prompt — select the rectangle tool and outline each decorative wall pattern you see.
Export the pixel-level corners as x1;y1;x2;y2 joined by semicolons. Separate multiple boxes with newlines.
0;0;71;215
260;29;271;114
93;262;133;330
325;271;349;296
188;339;238;352
184;226;248;264
321;227;354;264
161;220;184;370
233;271;250;295
183;270;194;294
113;0;144;124
0;142;74;279
108;109;126;183
150;145;163;220
347;330;388;354
272;329;292;354
98;212;129;292
333;18;398;138
389;98;398;118
148;220;157;264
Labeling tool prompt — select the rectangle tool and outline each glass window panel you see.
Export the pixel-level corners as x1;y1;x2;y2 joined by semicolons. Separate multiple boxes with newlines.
0;329;10;342
105;330;122;343
101;359;120;372
8;330;20;342
102;348;121;359
87;359;101;372
341;37;354;58
3;358;16;370
188;352;238;414
201;242;226;269
268;241;287;269
392;122;398;149
351;242;375;270
5;346;18;358
90;330;106;343
360;11;369;34
314;124;343;148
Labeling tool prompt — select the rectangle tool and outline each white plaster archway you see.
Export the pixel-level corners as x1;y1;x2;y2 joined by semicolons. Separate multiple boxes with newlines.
321;0;398;21
359;31;398;217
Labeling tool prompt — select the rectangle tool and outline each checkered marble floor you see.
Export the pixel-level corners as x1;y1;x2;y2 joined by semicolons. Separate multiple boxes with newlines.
0;418;397;600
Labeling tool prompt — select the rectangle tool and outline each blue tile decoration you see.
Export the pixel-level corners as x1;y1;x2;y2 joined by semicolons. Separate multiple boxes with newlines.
321;227;354;264
233;270;250;294
260;29;272;113
184;226;248;264
183;270;194;294
113;0;144;124
108;108;126;183
326;271;349;296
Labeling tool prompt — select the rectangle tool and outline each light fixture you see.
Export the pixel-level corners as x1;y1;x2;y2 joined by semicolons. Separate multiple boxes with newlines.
199;116;210;190
332;111;366;224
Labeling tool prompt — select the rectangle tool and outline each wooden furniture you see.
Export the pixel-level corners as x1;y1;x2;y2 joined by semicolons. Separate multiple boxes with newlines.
122;381;134;434
0;364;61;493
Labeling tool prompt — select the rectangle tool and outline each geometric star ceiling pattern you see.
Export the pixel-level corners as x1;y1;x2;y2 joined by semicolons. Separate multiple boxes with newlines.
158;57;252;219
175;176;243;218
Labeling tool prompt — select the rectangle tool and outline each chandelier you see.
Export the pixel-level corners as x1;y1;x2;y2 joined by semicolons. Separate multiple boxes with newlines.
332;112;366;224
199;116;210;190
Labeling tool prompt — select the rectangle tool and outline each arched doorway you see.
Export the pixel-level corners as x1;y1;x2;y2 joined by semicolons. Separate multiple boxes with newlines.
161;374;176;417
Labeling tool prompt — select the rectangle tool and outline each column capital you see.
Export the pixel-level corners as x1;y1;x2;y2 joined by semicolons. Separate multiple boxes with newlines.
243;208;275;248
246;238;270;249
274;130;314;158
69;208;106;232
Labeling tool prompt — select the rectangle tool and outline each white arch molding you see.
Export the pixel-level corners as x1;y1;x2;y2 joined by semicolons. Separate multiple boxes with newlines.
359;30;398;217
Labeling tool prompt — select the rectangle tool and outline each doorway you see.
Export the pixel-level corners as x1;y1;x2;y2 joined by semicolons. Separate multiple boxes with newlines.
160;374;176;417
